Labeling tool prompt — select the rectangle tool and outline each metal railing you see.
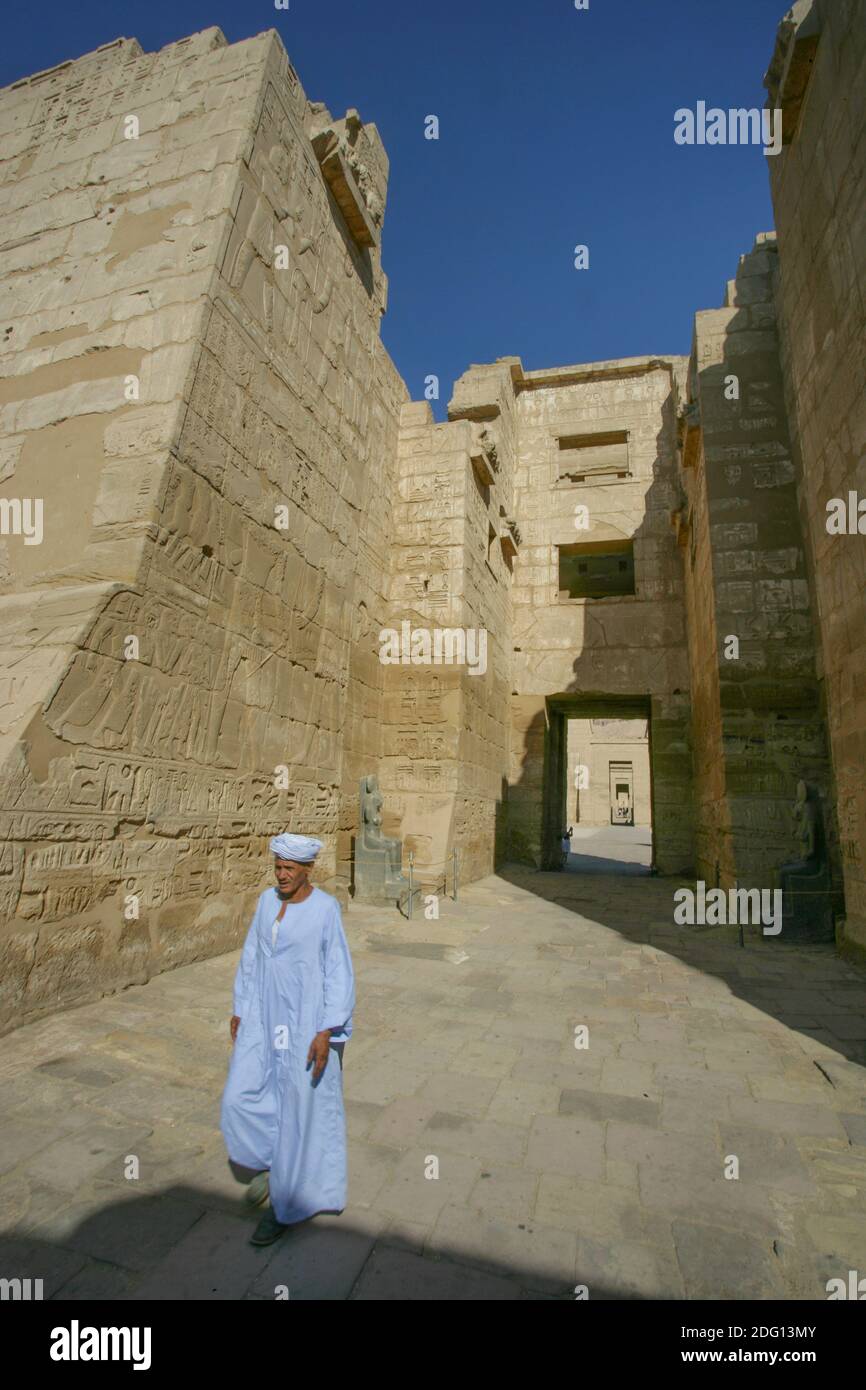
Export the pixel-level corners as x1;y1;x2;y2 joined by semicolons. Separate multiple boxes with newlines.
399;847;460;920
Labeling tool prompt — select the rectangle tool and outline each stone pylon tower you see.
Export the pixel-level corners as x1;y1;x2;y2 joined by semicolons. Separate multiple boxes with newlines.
0;29;407;1029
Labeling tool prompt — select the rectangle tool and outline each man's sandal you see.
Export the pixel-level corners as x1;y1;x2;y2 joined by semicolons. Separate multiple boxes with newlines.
250;1206;290;1246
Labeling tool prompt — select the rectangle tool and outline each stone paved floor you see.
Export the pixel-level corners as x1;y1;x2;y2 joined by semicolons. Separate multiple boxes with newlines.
2;869;866;1300
566;826;653;873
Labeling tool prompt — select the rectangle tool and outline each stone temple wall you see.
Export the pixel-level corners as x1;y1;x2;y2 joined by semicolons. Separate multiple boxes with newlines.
765;0;866;956
379;373;514;892
677;234;836;892
0;27;406;1031
676;353;729;886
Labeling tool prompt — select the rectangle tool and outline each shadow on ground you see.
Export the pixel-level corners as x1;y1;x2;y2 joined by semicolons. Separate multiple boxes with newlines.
498;863;866;1071
565;852;651;876
0;1183;630;1301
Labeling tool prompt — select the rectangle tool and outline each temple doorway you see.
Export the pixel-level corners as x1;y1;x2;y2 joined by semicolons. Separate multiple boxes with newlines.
541;696;654;875
565;715;652;874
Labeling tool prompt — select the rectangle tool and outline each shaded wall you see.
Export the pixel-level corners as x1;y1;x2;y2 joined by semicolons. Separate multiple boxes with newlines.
677;234;835;892
379;380;513;891
765;0;866;954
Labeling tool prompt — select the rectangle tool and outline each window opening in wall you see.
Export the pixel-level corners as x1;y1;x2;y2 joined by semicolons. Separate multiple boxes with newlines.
557;429;630;483
558;539;635;599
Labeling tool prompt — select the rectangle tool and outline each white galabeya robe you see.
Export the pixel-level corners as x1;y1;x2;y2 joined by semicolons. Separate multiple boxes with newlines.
220;886;355;1224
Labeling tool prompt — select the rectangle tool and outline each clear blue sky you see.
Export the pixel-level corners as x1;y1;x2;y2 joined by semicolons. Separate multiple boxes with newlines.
3;0;787;417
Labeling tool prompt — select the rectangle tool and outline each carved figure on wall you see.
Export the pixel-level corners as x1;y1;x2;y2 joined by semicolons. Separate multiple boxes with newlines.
338;109;383;226
777;780;835;943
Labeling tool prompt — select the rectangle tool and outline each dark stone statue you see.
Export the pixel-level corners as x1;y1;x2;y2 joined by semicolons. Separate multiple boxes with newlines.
354;774;409;904
777;780;835;943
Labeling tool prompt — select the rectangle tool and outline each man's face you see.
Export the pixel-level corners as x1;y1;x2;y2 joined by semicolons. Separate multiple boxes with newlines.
274;857;310;895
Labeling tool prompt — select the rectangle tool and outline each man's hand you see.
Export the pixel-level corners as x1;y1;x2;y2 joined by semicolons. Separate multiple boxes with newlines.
307;1030;331;1081
230;1015;241;1044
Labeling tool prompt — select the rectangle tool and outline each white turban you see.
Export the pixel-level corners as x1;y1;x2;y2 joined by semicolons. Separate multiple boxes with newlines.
270;833;323;863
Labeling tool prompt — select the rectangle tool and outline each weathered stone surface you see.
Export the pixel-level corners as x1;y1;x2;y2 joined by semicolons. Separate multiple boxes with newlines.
0;28;404;1030
766;0;866;959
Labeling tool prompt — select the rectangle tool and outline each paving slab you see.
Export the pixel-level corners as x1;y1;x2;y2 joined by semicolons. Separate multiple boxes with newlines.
560;1088;660;1126
350;1244;522;1300
489;1077;562;1126
52;1258;138;1301
525;1114;606;1180
129;1210;270;1300
375;1146;481;1225
718;1124;818;1196
0;1234;88;1298
46;1190;206;1272
576;1235;684;1300
247;1220;377;1301
429;1202;577;1295
0;1118;81;1178
421;1112;527;1166
21;1123;155;1193
672;1219;786;1299
467;1164;539;1221
409;1070;500;1115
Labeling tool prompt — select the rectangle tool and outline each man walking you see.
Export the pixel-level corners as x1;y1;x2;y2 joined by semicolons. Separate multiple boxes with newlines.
220;833;355;1246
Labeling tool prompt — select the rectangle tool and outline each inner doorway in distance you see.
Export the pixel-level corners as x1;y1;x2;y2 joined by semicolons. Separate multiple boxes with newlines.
564;715;652;874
